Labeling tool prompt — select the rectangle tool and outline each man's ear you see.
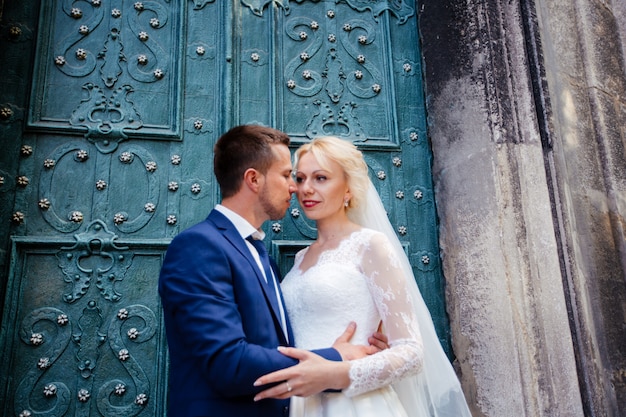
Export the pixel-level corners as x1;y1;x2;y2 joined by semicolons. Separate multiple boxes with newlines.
243;168;262;192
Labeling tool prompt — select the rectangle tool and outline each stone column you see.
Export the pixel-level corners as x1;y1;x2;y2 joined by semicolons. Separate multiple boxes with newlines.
418;0;587;415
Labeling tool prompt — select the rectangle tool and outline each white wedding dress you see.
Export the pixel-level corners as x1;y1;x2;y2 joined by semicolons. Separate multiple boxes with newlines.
281;228;426;417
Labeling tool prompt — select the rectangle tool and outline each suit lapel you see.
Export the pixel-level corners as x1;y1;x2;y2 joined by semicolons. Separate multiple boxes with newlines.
207;210;289;345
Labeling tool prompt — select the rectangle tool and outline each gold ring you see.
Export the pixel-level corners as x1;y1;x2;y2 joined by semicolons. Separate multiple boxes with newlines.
286;381;292;392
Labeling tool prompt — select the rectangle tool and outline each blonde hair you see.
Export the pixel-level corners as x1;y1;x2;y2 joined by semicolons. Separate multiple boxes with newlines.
294;136;369;211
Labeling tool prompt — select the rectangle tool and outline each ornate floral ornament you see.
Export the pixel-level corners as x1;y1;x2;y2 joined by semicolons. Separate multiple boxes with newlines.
135;393;148;405
144;202;156;213
115;383;126;395
43;158;56;168
145;161;157;172
38;198;51;210
69;211;84;223
96;180;107;190
30;333;44;346
79;25;90;35
191;183;202;194
127;328;139;339
421;255;430;264
396;191;405;199
272;222;282;233
76;149;89;161
70;8;82;18
78;389;90;402
150;18;160;28
167;215;177;225
57;314;69;325
134;2;144;11
392;156;402;167
410;131;419;141
138;54;148;65
76;48;87;60
398;225;407;235
17;176;29;187
0;106;14;119
21;145;33;156
118;348;130;361
12;212;25;224
113;213;127;224
111;8;122;18
19;410;32;417
168;181;179;191
414;189;423;199
377;170;386;180
9;26;22;37
38;357;51;369
171;154;182;164
43;384;58;397
119;152;133;163
117;308;129;319
291;208;300;218
196;46;206;55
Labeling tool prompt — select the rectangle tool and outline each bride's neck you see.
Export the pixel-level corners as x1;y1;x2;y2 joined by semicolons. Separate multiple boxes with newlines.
315;218;359;246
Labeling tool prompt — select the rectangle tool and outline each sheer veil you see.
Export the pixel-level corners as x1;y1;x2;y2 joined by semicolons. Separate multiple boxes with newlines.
348;180;472;417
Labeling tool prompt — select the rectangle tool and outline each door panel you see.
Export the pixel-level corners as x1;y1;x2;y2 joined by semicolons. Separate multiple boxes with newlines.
0;1;449;415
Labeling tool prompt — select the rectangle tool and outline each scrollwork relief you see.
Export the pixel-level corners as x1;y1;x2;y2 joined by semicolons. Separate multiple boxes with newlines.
14;307;73;417
57;220;134;304
242;0;413;22
97;304;156;416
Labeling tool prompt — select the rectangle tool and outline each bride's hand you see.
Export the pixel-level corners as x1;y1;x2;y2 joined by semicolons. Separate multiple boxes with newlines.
253;347;350;401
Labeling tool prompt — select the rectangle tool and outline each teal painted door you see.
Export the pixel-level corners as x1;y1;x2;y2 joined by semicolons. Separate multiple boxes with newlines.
0;1;449;415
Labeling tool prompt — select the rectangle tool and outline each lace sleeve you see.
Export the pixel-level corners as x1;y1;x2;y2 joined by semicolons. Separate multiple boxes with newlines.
344;231;424;397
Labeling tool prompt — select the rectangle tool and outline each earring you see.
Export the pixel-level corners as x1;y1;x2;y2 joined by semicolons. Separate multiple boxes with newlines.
344;199;349;207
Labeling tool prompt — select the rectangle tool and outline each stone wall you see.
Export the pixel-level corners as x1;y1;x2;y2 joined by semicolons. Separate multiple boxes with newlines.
419;0;626;415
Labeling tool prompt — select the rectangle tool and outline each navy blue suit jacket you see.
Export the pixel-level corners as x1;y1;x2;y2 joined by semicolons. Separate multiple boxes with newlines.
159;209;341;417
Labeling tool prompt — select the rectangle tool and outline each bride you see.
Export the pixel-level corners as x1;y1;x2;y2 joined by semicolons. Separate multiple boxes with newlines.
254;136;471;417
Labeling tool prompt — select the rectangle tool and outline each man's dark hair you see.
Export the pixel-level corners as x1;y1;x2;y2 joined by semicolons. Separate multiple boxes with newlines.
214;125;291;198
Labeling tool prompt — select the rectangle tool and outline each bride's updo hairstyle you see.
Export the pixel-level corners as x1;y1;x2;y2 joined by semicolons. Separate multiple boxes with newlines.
294;136;369;212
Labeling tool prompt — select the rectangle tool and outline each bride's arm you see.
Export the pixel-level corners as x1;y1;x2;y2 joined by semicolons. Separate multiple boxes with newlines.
343;232;424;397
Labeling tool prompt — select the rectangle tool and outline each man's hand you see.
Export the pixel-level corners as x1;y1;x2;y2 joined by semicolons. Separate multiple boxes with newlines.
332;321;389;360
253;347;350;401
368;321;389;352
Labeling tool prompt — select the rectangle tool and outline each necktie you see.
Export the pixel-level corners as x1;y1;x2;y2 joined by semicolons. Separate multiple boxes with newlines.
246;236;288;341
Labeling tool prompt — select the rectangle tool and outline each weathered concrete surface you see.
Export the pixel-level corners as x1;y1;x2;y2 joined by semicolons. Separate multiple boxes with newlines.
417;0;625;415
535;0;626;414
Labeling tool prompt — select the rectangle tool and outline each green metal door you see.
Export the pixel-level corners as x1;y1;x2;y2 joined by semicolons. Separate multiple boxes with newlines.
0;1;449;415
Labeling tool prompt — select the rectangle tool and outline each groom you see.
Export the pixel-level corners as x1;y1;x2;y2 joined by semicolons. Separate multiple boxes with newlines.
159;125;385;417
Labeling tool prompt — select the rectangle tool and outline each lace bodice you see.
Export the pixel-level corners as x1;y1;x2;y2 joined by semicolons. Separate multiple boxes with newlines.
281;228;424;397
